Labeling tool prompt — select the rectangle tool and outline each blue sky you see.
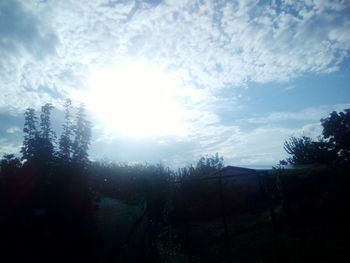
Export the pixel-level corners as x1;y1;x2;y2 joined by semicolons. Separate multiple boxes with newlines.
0;0;349;168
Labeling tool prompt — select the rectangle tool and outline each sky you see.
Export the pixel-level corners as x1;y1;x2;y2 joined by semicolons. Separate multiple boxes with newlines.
0;0;350;168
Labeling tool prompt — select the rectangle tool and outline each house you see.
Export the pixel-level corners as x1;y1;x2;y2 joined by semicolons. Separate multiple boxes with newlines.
219;165;259;177
217;166;271;212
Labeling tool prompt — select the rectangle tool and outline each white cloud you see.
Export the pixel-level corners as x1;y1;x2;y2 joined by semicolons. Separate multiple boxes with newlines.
284;85;296;91
0;138;21;156
1;0;350;166
185;122;326;167
244;103;350;124
178;104;350;167
6;127;21;134
1;0;350;109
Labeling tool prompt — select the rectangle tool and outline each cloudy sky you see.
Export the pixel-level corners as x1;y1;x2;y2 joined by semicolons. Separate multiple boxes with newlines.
1;0;350;168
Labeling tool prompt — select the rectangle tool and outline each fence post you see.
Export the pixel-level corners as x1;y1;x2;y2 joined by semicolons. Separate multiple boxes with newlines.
182;180;194;263
218;176;232;263
145;179;161;262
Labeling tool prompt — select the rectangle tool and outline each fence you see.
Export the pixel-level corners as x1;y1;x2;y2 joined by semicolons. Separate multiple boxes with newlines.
95;165;350;262
114;170;281;263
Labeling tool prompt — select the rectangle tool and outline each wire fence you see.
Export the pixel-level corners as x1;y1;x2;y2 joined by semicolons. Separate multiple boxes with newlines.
116;170;280;262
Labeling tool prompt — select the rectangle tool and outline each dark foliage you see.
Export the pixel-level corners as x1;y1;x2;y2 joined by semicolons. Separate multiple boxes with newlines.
2;104;349;262
21;108;39;162
282;108;350;165
177;152;224;178
283;136;338;165
1;102;97;262
72;103;92;167
37;103;56;167
59;99;73;161
321;109;350;162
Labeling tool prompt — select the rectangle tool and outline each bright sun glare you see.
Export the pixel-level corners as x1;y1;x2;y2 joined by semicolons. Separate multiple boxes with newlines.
83;62;186;137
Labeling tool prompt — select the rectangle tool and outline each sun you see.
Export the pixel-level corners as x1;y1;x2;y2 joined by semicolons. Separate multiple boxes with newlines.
82;62;187;137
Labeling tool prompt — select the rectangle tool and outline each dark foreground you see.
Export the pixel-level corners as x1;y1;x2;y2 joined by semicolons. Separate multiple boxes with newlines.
1;165;350;262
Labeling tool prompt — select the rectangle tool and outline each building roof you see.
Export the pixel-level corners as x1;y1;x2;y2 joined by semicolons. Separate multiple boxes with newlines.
219;166;259;177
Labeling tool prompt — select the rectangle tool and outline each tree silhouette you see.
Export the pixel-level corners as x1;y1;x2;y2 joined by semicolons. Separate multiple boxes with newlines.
59;99;73;161
282;108;350;166
0;154;21;176
321;109;350;163
178;153;224;178
21;108;39;162
195;152;224;175
72;103;91;166
4;102;98;262
37;103;56;165
282;136;338;165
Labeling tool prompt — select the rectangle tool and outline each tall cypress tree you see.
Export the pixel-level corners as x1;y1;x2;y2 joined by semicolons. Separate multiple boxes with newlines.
59;99;73;162
38;103;56;164
21;108;39;162
72;103;91;166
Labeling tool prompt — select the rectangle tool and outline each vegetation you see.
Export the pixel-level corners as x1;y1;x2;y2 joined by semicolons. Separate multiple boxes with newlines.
1;101;95;262
58;99;73;161
1;104;349;262
321;108;350;162
281;108;350;166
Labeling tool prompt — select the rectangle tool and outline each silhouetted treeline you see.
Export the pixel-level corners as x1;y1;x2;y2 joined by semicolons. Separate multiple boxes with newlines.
21;100;91;167
281;108;350;165
1;105;350;262
0;101;96;262
0;100;225;262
